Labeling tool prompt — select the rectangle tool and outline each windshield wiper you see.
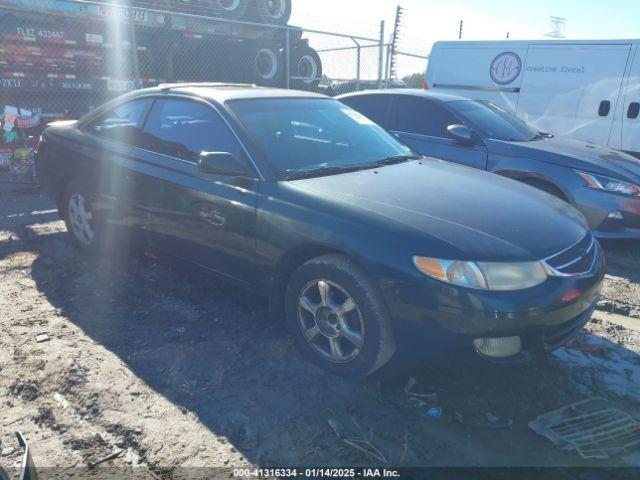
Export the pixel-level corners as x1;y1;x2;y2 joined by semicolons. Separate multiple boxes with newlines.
373;154;422;166
283;164;377;180
283;155;421;181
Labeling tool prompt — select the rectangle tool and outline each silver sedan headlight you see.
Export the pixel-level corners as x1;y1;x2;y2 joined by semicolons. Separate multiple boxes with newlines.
413;257;548;291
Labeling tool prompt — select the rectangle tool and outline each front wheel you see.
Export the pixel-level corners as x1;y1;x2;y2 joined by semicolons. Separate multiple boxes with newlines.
285;254;396;378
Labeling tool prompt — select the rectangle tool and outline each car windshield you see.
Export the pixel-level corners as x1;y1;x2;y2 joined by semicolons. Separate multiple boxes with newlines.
450;100;541;142
228;98;415;178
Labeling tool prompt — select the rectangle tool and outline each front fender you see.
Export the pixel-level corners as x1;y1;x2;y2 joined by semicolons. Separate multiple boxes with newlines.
490;155;579;205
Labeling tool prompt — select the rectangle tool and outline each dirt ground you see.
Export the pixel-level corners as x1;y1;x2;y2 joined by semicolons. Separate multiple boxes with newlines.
1;175;640;478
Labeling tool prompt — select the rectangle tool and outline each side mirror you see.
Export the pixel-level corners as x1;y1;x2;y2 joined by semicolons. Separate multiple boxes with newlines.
447;124;474;145
198;152;248;177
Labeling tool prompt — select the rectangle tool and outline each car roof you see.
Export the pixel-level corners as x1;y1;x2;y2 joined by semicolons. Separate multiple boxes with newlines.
140;83;328;102
338;88;468;103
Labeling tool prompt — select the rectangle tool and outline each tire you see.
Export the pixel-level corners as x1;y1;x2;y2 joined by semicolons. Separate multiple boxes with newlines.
252;0;291;25
290;45;322;91
211;0;250;20
251;43;285;86
61;179;127;258
62;179;101;255
285;254;396;378
520;178;568;202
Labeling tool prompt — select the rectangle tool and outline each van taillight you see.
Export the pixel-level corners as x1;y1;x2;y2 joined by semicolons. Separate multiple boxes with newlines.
423;82;429;90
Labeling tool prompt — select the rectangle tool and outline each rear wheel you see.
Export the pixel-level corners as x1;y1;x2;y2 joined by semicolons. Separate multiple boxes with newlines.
61;179;131;258
285;254;396;378
62;180;98;254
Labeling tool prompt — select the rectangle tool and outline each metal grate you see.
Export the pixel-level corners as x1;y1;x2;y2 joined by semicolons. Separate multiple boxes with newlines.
529;398;640;459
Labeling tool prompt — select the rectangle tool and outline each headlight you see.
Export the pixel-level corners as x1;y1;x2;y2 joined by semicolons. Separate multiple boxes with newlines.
413;257;548;291
576;170;640;196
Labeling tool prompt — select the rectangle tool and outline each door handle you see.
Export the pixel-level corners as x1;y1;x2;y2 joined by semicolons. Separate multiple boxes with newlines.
628;102;640;119
598;100;611;117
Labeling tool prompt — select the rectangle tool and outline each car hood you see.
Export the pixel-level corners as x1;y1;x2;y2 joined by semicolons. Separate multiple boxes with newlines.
489;136;640;181
288;159;588;261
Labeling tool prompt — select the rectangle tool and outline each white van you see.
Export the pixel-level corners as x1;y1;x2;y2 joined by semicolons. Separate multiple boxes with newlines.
425;40;640;158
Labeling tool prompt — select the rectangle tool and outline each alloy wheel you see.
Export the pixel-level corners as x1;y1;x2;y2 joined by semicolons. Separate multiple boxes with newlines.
68;193;94;245
297;279;365;363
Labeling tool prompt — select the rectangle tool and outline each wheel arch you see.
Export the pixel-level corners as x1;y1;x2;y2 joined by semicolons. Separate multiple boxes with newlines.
268;244;349;320
55;171;78;217
495;169;572;203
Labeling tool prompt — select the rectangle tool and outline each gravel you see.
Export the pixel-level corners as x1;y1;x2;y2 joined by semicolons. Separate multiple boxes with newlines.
1;177;640;475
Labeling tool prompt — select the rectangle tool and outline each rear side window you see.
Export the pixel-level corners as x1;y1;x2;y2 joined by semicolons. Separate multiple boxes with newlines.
340;95;392;128
88;99;152;145
394;97;458;138
140;99;242;163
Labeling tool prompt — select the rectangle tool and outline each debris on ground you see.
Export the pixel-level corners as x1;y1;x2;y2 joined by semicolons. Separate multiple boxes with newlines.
404;377;438;404
327;418;388;463
424;407;443;419
529;397;640;459
454;412;513;429
88;449;124;468
35;332;50;343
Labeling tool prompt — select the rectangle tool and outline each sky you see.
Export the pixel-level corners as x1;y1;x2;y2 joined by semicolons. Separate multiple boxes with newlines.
289;0;640;77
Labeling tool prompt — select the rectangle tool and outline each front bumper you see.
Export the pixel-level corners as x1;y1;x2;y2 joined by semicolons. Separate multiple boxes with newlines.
382;242;605;361
573;186;640;239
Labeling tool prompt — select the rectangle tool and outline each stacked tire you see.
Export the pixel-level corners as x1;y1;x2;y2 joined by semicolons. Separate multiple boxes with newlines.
132;0;323;91
164;0;293;25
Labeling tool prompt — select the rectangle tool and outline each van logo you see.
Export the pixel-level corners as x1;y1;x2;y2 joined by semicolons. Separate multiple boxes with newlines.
490;52;522;85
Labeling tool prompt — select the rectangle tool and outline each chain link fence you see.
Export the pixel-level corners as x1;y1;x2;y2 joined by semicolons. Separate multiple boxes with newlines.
0;0;431;180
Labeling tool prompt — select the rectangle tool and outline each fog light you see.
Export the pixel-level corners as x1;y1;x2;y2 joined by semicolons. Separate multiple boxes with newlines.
601;211;625;232
473;336;522;358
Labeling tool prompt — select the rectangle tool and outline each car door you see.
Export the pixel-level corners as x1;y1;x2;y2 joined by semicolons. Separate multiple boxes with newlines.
134;97;260;286
390;96;488;170
81;97;155;241
621;46;640;157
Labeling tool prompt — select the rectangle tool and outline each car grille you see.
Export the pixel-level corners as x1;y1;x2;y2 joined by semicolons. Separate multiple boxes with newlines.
544;233;597;276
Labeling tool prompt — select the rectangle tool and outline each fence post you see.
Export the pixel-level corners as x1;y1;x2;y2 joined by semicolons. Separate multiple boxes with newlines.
378;20;385;89
356;43;361;91
128;19;141;89
285;26;291;89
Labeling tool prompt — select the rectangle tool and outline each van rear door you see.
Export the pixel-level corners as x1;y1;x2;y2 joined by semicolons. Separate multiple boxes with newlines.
621;46;640;157
426;42;527;113
516;43;631;146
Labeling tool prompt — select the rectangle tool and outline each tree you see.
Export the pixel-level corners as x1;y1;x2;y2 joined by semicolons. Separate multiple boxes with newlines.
402;72;424;88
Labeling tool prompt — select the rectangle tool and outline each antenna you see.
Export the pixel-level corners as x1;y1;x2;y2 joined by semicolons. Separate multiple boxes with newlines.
546;16;567;38
458;19;464;39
